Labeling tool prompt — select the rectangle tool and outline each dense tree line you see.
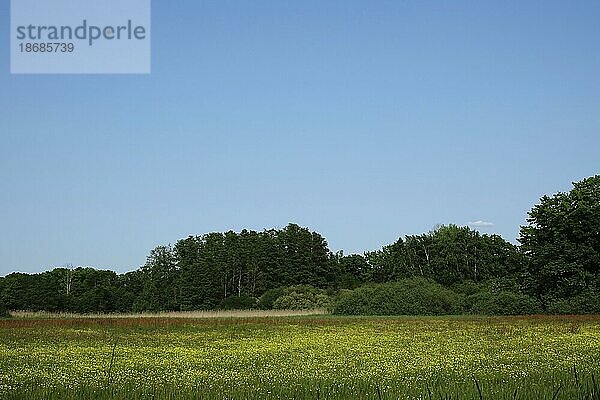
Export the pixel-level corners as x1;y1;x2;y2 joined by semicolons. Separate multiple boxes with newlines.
1;175;599;315
0;224;335;313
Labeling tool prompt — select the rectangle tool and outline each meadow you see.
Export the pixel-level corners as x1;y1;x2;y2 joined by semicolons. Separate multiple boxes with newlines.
1;313;599;399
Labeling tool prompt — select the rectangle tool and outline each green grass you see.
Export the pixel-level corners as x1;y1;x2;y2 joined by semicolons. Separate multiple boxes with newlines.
1;315;600;399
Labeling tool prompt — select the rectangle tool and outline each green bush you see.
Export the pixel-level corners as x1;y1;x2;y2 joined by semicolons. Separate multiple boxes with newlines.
546;289;600;314
334;278;464;316
467;290;542;315
0;304;10;318
257;287;286;309
217;294;257;310
270;285;333;310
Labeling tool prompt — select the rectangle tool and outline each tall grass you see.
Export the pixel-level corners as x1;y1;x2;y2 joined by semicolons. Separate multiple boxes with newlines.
10;309;329;319
3;372;600;400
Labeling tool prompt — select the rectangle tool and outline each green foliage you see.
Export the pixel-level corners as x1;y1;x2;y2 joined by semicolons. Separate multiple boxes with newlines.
334;253;368;289
272;285;333;310
366;225;523;286
170;224;335;311
520;175;600;299
334;278;464;315
546;288;600;314
452;281;542;315
0;304;10;318
451;280;487;297
217;294;257;310
466;290;542;315
136;246;180;311
0;268;131;313
257;287;285;309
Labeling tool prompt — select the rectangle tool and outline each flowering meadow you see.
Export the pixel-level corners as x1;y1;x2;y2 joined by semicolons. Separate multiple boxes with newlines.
1;315;599;399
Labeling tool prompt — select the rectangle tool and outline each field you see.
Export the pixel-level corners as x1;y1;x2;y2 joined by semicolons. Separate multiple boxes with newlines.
1;313;600;399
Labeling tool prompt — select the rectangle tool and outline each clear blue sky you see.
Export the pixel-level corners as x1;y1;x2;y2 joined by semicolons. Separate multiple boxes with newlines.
1;1;599;275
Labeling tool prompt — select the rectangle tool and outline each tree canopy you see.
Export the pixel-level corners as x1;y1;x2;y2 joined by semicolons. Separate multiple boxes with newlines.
519;175;600;301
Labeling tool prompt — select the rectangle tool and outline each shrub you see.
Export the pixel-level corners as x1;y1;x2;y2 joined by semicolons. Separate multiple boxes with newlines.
546;289;600;314
257;287;286;310
467;291;542;315
0;304;10;318
273;293;331;310
270;285;333;310
217;294;257;310
334;278;464;316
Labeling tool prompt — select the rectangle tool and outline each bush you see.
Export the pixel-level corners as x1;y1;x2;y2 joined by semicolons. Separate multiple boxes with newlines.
546;289;600;314
334;278;464;316
257;287;286;309
217;294;257;310
0;304;10;318
467;290;542;315
273;293;331;310
269;285;333;310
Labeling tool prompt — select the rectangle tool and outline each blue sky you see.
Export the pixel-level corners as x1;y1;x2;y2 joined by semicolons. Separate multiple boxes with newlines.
1;0;599;275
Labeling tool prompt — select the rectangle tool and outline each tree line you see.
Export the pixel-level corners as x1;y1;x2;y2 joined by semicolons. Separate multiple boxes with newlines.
1;175;599;315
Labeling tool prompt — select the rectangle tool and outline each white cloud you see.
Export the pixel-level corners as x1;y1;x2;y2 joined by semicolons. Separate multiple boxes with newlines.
468;220;495;227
